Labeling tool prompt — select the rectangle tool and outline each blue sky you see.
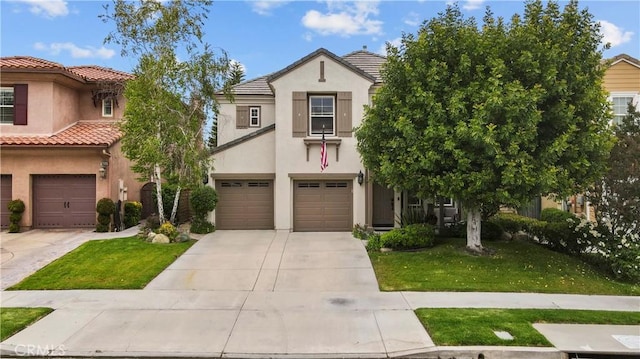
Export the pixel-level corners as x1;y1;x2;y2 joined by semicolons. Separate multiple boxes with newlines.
2;0;639;80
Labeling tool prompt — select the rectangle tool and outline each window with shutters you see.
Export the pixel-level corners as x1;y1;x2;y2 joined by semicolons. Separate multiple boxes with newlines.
0;84;27;125
0;87;14;124
309;95;334;136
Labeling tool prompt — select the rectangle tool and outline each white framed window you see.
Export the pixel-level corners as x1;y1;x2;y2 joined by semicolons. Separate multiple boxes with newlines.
102;98;113;117
249;106;260;127
610;93;638;125
309;95;334;136
440;197;454;207
0;87;14;124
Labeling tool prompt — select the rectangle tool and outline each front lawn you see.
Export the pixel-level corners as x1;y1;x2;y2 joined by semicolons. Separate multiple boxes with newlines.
415;308;640;346
9;236;194;290
369;238;639;295
1;307;53;341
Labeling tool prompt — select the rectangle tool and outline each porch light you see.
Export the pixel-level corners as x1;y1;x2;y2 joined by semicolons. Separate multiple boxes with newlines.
357;170;364;186
99;160;109;179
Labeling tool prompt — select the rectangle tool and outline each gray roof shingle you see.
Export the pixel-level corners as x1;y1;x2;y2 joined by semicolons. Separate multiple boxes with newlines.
229;48;386;96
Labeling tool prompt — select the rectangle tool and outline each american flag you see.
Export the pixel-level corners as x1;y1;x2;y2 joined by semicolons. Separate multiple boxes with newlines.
320;129;328;171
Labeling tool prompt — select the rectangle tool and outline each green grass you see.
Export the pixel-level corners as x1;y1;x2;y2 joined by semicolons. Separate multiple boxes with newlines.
1;307;53;341
9;236;194;290
369;238;640;295
415;308;640;346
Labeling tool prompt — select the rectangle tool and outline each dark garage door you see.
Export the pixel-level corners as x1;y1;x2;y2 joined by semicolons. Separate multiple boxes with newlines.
1;175;11;229
294;180;352;232
215;180;274;230
33;175;96;228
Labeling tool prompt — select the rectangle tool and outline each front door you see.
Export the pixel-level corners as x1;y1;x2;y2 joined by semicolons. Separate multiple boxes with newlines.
372;183;394;227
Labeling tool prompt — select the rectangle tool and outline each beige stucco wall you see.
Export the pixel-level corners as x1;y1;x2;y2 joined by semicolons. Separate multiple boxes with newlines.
217;97;275;146
212;131;275;173
0;80;55;135
269;54;373;230
107;140;144;204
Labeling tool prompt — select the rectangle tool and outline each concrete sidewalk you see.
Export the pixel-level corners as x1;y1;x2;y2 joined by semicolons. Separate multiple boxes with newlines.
1;230;639;358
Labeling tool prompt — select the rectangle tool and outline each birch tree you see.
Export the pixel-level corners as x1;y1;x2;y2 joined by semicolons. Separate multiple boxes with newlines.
102;0;230;223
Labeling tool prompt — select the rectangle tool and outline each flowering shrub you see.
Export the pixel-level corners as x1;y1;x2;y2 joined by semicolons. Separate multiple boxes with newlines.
158;221;178;241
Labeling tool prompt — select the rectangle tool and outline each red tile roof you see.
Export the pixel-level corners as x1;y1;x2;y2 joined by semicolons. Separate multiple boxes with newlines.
0;122;122;147
1;56;132;82
68;66;134;81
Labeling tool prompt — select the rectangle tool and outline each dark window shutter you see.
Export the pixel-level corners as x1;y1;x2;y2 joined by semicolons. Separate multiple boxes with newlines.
337;91;352;137
13;84;28;126
236;106;249;129
292;91;307;137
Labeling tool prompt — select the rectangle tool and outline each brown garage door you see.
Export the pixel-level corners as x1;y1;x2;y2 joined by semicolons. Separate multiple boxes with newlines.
0;175;12;228
215;180;274;230
294;180;352;232
33;175;96;228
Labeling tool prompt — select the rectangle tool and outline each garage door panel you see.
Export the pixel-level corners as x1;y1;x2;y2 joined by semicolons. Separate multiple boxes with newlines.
294;180;352;232
215;180;273;230
33;175;96;228
0;175;11;228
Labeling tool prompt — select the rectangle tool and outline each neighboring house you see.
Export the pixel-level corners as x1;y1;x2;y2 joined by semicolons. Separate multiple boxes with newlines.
0;56;141;230
539;53;640;220
211;48;456;231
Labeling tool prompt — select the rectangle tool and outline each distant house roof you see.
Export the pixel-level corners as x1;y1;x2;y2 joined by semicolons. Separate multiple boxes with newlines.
608;53;640;68
0;56;132;82
0;122;121;147
229;48;386;96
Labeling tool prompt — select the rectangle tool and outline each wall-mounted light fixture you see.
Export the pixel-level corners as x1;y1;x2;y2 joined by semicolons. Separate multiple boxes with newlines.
357;170;364;186
99;160;109;179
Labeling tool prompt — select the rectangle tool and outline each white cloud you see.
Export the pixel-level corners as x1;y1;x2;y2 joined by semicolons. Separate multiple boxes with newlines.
250;1;290;16
302;1;383;37
404;11;420;27
377;37;402;56
462;0;484;11
34;42;115;59
302;32;314;42
598;20;634;47
15;0;69;18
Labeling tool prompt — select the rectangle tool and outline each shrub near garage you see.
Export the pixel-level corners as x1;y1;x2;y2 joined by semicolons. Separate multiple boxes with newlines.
96;198;115;232
381;224;435;250
7;199;25;233
123;201;142;228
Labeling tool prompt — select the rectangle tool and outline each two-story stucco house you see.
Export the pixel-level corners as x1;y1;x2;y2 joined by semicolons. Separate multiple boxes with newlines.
0;56;141;230
211;48;403;231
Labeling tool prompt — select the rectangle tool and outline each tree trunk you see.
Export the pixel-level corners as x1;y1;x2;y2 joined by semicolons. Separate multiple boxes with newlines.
466;207;483;253
170;186;181;224
154;164;165;223
438;197;445;230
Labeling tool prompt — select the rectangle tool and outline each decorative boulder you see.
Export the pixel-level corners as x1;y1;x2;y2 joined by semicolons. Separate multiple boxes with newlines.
501;231;513;241
176;232;191;243
152;233;170;244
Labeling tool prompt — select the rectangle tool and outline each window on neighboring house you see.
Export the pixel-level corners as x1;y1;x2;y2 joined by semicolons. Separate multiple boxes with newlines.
309;95;334;135
611;95;635;125
102;98;114;117
0;87;14;124
249;106;260;127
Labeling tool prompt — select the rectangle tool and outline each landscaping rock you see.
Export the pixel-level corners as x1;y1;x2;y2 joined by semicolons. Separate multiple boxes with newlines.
147;231;156;240
380;247;393;252
152;233;170;244
176;232;191;243
501;231;513;241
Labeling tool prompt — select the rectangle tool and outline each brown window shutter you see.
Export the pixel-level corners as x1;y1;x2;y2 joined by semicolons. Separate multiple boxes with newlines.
13;84;28;126
236;105;249;129
337;91;352;137
292;91;307;137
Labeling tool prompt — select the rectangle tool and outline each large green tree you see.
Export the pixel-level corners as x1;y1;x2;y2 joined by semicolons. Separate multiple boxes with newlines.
102;0;230;223
356;0;613;252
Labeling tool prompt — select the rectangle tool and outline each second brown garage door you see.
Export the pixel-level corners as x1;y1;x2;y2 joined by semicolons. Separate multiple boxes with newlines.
215;180;274;230
294;180;352;232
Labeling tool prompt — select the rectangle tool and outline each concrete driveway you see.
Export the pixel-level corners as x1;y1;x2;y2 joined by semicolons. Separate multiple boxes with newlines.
146;230;379;292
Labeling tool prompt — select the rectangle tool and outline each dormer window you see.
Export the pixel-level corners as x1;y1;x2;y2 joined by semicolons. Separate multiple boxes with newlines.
102;98;113;117
309;95;334;136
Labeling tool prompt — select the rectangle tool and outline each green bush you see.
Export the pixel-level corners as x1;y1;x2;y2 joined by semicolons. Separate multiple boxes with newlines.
190;218;215;234
490;213;533;234
365;233;383;252
145;214;161;231
481;221;504;241
7;199;25;233
7;199;25;214
123;201;142;228
158;222;178;241
96;223;109;232
381;224;435;250
190;186;218;219
96;198;115;215
541;208;574;223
